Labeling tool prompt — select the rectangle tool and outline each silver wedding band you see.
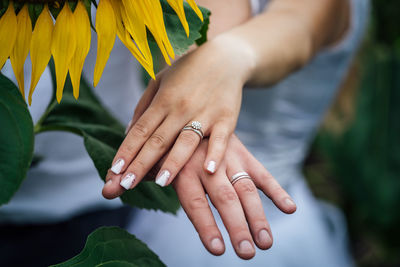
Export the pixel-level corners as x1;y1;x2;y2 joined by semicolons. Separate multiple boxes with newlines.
181;121;204;139
230;171;252;185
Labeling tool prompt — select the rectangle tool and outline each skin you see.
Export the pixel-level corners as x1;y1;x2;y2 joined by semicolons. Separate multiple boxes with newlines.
105;0;350;189
103;0;350;259
104;135;297;259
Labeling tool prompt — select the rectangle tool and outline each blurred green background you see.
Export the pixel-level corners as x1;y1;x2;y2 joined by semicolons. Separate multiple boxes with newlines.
304;0;400;266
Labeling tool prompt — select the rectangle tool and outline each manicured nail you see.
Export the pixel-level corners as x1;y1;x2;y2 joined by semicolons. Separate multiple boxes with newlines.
258;229;271;245
155;170;170;187
120;173;135;190
285;198;295;207
206;161;216;173
239;240;254;254
111;159;125;174
210;238;224;252
124;120;133;135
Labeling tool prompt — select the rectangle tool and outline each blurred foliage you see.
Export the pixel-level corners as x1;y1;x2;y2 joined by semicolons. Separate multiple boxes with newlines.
370;0;400;46
304;0;400;266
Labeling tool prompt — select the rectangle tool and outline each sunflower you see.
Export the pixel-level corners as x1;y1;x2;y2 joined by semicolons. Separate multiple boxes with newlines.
0;0;203;104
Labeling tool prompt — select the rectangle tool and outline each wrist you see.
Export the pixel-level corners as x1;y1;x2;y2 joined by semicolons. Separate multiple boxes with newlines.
209;33;257;84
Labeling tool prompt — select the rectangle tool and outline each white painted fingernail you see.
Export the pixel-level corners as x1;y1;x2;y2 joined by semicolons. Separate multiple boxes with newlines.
155;170;170;187
285;198;295;207
206;161;216;173
210;238;224;252
111;159;125;174
120;173;135;190
239;240;254;254
124;120;132;135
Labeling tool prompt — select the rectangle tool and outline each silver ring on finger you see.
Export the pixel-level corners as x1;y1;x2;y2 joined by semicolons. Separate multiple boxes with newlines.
181;121;204;140
230;171;252;185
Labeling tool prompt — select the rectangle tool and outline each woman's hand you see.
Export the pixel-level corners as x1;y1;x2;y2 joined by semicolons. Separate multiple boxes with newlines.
172;134;296;259
104;36;255;192
103;134;296;259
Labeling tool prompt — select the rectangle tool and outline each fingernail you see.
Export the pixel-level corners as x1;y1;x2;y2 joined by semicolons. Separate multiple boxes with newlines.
285;198;295;207
206;161;216;173
124;120;132;135
210;238;224;252
111;159;125;174
120;173;135;190
258;229;271;245
155;170;170;187
239;240;254;254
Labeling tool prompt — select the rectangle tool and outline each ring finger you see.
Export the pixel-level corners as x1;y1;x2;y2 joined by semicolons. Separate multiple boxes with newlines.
201;167;256;260
154;119;208;187
227;159;273;250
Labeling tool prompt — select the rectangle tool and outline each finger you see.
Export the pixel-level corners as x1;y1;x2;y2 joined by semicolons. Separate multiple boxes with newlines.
202;169;256;260
118;115;184;190
204;122;233;174
173;168;225;256
227;161;273;250
246;156;297;214
106;106;165;181
154;119;208;187
102;170;126;199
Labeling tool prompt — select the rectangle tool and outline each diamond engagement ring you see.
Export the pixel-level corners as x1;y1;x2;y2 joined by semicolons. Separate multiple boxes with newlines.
181;121;204;139
230;172;252;185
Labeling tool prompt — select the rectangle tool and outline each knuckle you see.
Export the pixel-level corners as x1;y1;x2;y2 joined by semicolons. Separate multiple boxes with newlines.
235;180;257;195
131;121;149;138
167;156;181;170
131;159;146;173
213;133;228;146
188;196;209;210
178;98;193;113
216;185;238;204
230;226;251;238
120;144;136;155
149;133;167;149
219;106;235;119
268;182;284;196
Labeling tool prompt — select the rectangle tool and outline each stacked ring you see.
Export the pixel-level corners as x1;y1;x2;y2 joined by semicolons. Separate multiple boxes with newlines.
181;121;204;139
230;171;252;185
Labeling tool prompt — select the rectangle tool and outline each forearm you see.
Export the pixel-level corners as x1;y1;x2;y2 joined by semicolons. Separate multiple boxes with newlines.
202;0;350;86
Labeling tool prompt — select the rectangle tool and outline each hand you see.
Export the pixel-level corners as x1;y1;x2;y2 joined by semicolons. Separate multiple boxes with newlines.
172;135;296;259
104;37;254;192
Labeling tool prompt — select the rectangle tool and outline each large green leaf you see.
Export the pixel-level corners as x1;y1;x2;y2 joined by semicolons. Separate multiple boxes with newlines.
161;0;211;55
52;226;166;267
0;73;34;205
35;65;180;214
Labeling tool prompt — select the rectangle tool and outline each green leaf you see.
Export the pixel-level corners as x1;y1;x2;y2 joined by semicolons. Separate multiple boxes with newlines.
0;73;34;205
36;65;180;214
52;226;166;267
161;1;211;55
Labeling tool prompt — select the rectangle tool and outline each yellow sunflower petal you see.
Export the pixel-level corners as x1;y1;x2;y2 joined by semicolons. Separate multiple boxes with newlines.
134;0;174;65
110;0;154;79
0;2;17;70
120;0;152;63
69;0;91;99
167;0;189;37
51;2;77;103
29;5;53;105
186;0;203;21
93;0;116;87
10;4;32;98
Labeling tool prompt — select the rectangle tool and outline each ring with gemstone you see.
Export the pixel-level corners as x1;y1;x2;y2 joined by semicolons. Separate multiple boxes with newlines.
181;121;204;139
230;172;252;185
